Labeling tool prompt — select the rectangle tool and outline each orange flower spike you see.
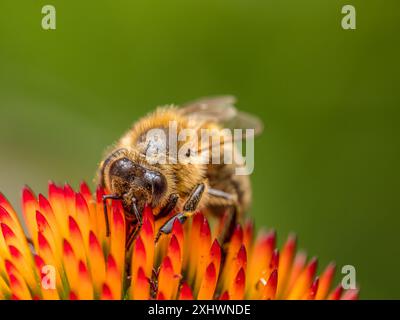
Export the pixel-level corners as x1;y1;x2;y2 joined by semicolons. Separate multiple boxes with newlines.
304;277;319;300
0;226;10;261
76;261;94;300
186;213;202;280
327;284;343;300
194;216;211;292
38;195;64;259
100;284;113;300
208;239;222;279
168;234;183;299
256;249;279;298
5;260;32;299
260;269;278;300
8;272;31;300
341;289;359;300
0;206;26;250
88;231;106;294
287;257;318;300
226;244;247;295
80;182;95;213
141;208;155;278
38;194;59;236
95;187;107;241
221;224;243;290
171;218;184;255
0;206;14;227
229;267;246;300
8;245;37;292
219;291;230;300
0;212;16;256
243;219;254;252
285;251;307;296
34;255;59;300
130;267;150;300
69;291;78;300
157;292;166;300
0;200;30;269
37;232;58;270
179;282;194;300
315;262;336;300
277;233;297;297
4;259;19;278
48;182;68;236
22;187;38;247
68;216;86;263
63;184;76;217
62;239;79;293
130;235;146;285
229;224;244;257
168;235;182;275
36;211;57;255
75;193;91;244
197;263;217;300
247;230;275;296
270;249;279;270
0;274;10;299
236;245;247;272
110;201;126;276
142;204;155;232
80;183;98;237
105;255;122;300
157;256;175;299
1;220;32;269
0;193;18;221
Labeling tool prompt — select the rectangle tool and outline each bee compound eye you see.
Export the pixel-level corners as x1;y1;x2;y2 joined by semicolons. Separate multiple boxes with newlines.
143;170;167;204
109;157;136;180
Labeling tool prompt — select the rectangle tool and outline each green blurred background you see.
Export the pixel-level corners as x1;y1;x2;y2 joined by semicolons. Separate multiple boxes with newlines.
0;0;399;299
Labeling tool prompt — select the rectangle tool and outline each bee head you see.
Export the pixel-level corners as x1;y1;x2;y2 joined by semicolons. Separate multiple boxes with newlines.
103;156;168;216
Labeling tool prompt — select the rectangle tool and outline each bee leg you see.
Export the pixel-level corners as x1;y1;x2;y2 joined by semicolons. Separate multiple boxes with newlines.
207;187;239;245
218;205;239;246
155;212;188;243
26;237;34;248
126;198;143;249
155;183;205;243
132;197;142;224
155;193;179;220
102;194;122;237
208;188;236;201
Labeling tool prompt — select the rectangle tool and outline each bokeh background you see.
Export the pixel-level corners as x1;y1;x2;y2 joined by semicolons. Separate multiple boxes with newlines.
0;0;399;299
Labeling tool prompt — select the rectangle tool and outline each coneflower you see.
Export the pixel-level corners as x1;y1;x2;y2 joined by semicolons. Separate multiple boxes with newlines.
0;182;358;300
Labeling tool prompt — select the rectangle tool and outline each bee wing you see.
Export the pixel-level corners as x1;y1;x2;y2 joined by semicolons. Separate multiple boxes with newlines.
180;95;238;123
180;95;264;140
224;110;264;139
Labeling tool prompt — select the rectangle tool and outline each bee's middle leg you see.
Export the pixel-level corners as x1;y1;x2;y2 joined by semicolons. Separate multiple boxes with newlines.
155;183;205;242
207;188;239;245
155;193;179;221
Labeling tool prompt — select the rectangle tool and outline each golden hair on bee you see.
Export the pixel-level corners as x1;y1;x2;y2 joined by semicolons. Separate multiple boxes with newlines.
98;96;263;246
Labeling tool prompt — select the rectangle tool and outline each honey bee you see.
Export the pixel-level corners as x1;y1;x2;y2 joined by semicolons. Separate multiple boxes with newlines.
98;96;263;246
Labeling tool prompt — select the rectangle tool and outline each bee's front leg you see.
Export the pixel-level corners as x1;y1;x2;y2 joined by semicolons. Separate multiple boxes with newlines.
155;183;205;243
102;194;123;237
126;197;143;249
